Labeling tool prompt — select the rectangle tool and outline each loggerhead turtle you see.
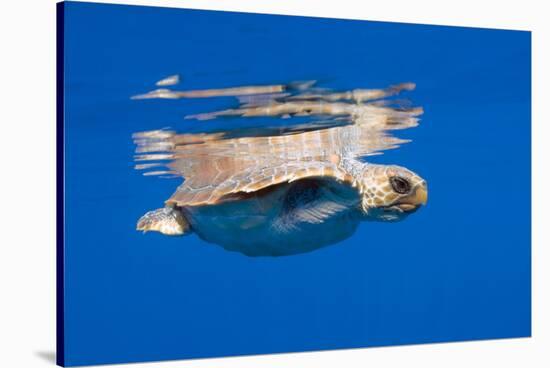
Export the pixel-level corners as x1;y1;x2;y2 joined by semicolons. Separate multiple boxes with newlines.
134;81;427;256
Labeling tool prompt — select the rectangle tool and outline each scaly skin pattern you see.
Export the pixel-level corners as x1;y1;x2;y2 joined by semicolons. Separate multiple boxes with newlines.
355;162;427;212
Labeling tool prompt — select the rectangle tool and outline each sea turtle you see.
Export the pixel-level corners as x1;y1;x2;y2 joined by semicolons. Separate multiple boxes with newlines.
135;123;427;256
133;81;427;256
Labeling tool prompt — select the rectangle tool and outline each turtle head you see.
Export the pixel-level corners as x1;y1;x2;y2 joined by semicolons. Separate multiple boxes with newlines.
359;164;427;221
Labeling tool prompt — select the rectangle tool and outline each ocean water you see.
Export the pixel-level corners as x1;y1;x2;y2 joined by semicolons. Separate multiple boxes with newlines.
61;1;531;366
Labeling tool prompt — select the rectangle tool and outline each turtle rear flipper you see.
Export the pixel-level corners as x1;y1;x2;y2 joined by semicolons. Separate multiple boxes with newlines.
137;207;190;236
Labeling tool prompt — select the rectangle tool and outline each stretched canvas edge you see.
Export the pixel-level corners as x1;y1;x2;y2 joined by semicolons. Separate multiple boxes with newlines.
56;1;66;367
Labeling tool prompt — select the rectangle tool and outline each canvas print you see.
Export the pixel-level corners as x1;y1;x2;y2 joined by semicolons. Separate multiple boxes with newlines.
57;1;531;366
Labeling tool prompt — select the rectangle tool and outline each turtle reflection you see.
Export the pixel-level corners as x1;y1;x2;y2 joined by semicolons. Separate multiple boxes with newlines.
133;81;427;256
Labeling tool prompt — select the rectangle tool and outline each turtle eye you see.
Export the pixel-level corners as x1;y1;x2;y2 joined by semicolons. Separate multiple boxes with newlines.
390;176;411;194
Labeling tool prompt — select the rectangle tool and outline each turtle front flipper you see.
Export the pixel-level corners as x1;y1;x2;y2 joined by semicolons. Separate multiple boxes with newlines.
137;207;190;236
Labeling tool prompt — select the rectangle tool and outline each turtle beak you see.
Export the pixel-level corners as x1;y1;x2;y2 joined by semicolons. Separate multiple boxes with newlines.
396;183;428;212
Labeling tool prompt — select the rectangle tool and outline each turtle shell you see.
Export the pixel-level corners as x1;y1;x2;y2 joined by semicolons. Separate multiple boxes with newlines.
163;127;372;207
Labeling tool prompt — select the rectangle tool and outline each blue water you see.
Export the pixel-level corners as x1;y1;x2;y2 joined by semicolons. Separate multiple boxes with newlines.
62;2;531;366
